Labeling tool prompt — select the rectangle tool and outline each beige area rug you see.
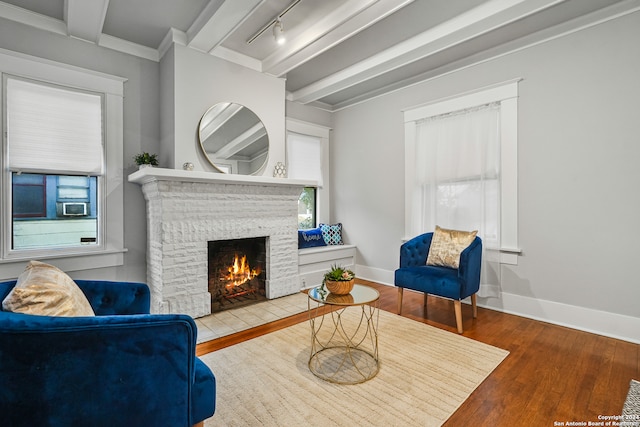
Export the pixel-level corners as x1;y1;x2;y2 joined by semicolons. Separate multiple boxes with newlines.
200;309;509;426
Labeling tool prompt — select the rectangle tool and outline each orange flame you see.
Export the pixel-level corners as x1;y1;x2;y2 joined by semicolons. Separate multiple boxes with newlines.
223;254;260;288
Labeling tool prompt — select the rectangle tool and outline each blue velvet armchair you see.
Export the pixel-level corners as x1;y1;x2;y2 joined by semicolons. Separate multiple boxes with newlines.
394;232;482;333
0;279;215;427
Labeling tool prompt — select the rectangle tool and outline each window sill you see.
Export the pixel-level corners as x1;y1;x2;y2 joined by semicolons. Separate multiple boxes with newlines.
0;248;127;280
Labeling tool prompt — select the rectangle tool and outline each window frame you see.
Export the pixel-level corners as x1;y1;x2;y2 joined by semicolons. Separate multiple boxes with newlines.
403;79;521;264
0;48;126;277
297;186;317;229
286;118;331;225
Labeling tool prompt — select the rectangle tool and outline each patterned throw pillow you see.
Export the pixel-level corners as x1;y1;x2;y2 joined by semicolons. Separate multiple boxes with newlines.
426;226;478;269
2;260;95;317
319;223;344;245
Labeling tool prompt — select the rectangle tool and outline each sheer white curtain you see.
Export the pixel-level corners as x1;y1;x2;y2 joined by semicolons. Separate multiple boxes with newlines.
412;102;501;297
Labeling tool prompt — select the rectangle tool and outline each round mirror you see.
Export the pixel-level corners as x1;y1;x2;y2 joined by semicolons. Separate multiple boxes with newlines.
198;102;269;175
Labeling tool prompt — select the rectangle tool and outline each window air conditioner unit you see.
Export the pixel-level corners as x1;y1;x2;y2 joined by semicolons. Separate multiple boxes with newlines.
62;202;88;216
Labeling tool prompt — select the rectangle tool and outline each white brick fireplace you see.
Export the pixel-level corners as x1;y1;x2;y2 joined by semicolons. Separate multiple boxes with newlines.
129;167;313;318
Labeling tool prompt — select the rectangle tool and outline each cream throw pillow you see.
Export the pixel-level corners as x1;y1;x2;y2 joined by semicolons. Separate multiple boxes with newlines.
426;226;478;269
2;260;95;317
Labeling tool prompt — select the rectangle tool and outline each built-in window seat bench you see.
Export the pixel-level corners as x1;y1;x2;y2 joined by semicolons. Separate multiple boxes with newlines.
298;244;357;289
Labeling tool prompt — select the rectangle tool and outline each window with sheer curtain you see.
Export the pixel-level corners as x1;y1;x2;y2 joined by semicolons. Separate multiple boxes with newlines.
404;81;520;297
414;103;501;297
414;103;500;244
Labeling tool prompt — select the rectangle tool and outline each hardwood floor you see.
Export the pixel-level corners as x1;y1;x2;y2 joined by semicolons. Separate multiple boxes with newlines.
196;279;639;426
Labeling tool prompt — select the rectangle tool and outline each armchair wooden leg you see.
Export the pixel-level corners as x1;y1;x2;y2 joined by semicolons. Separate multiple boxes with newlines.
471;293;478;318
193;422;204;427
397;287;404;315
423;292;428;315
454;300;463;334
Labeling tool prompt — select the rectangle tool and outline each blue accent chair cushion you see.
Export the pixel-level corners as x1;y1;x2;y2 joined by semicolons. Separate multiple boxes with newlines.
394;232;482;333
0;279;215;427
298;227;327;249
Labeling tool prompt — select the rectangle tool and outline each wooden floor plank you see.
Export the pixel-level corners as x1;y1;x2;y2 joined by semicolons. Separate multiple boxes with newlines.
196;280;639;426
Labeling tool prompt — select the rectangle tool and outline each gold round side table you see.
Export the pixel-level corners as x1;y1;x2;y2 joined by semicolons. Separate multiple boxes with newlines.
307;284;380;384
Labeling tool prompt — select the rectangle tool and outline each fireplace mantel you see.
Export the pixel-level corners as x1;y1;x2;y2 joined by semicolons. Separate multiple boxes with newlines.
128;167;316;187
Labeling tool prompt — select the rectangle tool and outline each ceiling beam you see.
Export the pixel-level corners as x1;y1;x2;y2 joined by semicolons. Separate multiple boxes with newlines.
0;2;66;36
289;0;567;104
64;0;109;44
188;0;267;53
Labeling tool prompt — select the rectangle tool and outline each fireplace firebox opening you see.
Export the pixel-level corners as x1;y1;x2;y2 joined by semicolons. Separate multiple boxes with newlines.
208;237;267;312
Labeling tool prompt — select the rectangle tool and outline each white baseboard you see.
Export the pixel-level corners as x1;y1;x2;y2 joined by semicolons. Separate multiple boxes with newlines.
356;264;394;286
357;264;640;344
478;292;640;345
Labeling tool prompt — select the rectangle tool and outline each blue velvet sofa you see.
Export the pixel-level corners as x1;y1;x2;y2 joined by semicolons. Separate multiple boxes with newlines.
0;279;215;427
394;232;482;333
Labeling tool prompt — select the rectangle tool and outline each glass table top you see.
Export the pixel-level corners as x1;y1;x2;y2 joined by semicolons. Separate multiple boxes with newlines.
308;284;380;306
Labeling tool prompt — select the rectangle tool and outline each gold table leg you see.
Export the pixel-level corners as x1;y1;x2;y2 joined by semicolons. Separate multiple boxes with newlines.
308;298;380;384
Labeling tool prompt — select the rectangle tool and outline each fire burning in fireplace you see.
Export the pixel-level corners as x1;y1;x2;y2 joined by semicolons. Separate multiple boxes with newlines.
208;237;267;312
222;254;261;289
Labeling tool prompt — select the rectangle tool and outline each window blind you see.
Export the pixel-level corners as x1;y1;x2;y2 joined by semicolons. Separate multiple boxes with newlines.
6;77;104;175
286;132;323;186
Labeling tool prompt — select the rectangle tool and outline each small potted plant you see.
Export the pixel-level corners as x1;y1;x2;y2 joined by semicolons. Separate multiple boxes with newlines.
322;264;355;295
133;152;159;169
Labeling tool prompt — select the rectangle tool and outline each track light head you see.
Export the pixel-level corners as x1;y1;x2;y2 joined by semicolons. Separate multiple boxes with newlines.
273;19;285;45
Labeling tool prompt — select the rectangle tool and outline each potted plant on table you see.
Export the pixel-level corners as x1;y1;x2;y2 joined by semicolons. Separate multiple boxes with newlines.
322;264;355;295
134;152;159;169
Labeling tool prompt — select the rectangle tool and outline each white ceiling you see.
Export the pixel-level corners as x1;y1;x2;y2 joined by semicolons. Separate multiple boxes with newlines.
0;0;637;111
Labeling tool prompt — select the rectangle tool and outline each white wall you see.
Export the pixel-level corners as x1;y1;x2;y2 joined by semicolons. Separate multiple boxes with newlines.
331;11;640;342
162;44;286;177
0;17;159;283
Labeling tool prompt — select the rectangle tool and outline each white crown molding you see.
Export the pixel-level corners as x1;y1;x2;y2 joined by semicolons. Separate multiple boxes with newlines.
285;117;332;135
158;28;188;60
98;33;159;62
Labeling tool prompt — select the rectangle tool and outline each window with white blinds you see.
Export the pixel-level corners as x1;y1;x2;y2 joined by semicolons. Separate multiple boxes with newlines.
286;131;323;186
0;49;125;274
6;77;104;175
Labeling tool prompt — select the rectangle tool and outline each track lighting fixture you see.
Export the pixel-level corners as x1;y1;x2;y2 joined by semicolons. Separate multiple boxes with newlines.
273;18;285;45
246;0;301;45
